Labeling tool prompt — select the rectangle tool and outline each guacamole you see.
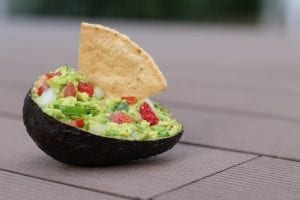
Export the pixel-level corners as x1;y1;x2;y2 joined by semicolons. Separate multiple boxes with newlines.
32;66;182;141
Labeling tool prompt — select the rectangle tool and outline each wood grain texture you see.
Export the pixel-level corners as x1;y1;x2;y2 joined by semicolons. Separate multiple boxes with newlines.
156;76;300;120
154;157;300;200
0;117;254;199
0;171;125;200
0;88;25;117
169;107;300;161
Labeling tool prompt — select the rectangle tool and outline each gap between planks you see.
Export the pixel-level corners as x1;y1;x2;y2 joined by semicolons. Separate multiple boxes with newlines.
179;141;300;163
0;168;139;200
0;155;260;200
1;110;300;163
148;155;261;200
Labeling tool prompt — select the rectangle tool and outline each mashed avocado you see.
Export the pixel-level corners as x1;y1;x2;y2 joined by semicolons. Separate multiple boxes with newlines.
32;66;182;141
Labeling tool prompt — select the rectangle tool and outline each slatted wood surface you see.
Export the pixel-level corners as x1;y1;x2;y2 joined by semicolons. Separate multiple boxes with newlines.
154;157;300;200
1;18;300;199
1;171;125;200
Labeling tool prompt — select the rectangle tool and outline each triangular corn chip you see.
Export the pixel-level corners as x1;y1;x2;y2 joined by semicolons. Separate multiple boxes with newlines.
78;22;167;98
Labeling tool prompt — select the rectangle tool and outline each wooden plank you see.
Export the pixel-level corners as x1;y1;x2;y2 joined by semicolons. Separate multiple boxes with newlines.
3;56;300;120
156;74;300;119
3;79;300;122
0;88;25;117
0;170;125;200
154;157;300;200
170;106;300;161
0;117;254;199
3;62;300;120
3;57;300;98
2;20;300;119
155;72;300;120
1;88;300;161
2;19;300;73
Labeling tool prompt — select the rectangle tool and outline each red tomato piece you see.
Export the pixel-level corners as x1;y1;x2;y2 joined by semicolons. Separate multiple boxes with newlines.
139;102;159;125
121;96;137;105
111;112;133;124
64;83;76;97
75;118;85;128
46;71;62;80
78;82;94;97
37;81;49;96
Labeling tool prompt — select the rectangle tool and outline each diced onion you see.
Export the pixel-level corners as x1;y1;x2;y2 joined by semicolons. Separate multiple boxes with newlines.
93;87;104;99
37;88;57;108
131;131;141;140
145;97;156;112
90;124;106;134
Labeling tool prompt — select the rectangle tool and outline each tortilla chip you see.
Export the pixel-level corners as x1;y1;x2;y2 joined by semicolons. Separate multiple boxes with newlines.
78;22;167;98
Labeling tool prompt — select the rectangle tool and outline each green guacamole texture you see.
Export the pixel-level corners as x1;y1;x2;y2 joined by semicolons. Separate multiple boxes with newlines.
32;66;182;141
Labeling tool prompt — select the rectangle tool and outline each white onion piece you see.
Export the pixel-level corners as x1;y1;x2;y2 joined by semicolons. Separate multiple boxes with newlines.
37;88;57;108
131;131;141;140
93;87;104;98
90;124;106;134
145;97;156;112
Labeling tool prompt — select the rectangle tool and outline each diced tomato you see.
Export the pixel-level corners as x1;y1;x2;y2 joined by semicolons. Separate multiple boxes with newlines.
111;112;133;124
139;102;159;126
64;83;76;97
75;118;85;128
37;81;49;96
46;71;61;80
78;82;94;97
121;96;137;105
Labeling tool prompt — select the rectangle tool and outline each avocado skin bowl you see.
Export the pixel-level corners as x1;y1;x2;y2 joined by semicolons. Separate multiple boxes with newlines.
23;91;183;166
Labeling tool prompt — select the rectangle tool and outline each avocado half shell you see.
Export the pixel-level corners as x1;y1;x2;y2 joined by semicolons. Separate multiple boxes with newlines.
23;90;183;166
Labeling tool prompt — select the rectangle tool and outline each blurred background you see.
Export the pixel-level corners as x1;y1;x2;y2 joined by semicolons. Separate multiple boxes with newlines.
2;0;299;27
6;0;264;22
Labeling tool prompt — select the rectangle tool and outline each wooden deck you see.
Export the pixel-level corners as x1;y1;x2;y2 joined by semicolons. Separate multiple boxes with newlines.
1;18;300;200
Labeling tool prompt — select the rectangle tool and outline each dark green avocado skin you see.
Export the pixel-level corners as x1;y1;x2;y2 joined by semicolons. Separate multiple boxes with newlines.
23;91;183;166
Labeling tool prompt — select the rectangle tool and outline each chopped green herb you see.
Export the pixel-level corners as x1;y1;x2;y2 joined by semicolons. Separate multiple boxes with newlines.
113;102;129;112
60;105;87;115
